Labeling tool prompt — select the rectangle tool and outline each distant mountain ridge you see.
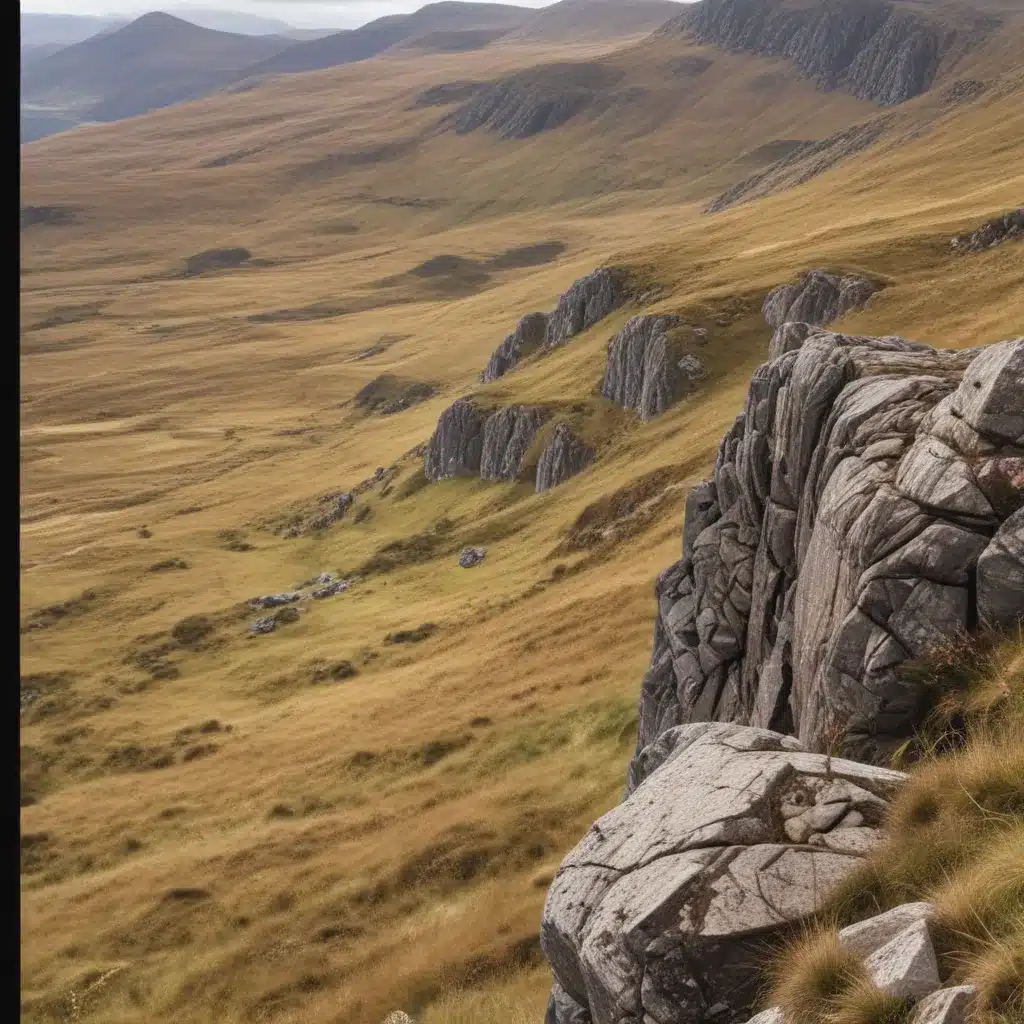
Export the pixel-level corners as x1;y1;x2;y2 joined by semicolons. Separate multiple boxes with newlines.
21;12;292;125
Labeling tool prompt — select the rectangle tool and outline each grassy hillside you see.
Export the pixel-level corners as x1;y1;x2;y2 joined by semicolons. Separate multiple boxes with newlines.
19;14;1024;1024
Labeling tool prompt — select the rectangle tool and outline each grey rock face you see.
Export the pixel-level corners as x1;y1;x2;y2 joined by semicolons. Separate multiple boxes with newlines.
839;902;936;958
864;919;941;999
910;986;979;1024
601;315;706;420
762;270;878;330
424;399;486;481
628;334;1023;773
536;424;593;493
545;268;630;349
666;0;991;106
480;406;545;481
482;312;549;382
250;593;300;609
541;723;904;1024
951;209;1023;253
459;546;486;568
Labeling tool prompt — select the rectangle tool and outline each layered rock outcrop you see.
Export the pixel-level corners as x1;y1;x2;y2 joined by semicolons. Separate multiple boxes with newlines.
424;398;487;480
483;312;550;382
542;723;905;1024
546;268;630;349
425;401;545;483
536;425;593;493
664;0;993;106
762;270;877;330
482;267;630;381
480;406;546;481
630;333;1023;771
601;315;706;420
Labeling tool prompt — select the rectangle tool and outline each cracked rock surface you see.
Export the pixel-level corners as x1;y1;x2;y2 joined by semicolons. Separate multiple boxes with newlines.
762;270;877;331
664;0;993;106
601;315;706;420
629;333;1024;770
424;398;486;481
545;268;630;349
480;405;545;481
537;424;593;493
542;723;904;1024
482;267;629;381
483;312;549;382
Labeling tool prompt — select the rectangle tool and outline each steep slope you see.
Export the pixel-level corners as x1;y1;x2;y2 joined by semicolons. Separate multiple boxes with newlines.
506;0;685;42
21;12;292;124
239;2;534;78
660;0;1010;105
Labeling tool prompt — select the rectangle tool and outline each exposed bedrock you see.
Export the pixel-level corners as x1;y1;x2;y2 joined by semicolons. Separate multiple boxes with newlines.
762;270;878;330
480;405;546;481
542;722;906;1024
425;400;546;483
482;267;630;382
483;312;550;382
424;398;487;481
629;332;1024;775
665;0;994;106
536;424;593;493
545;267;630;349
601;315;707;421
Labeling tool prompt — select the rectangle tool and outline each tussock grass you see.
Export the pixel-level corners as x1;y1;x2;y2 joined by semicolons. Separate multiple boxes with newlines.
770;637;1024;1024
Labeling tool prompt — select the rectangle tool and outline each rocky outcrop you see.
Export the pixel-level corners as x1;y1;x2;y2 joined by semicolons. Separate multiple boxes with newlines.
448;63;623;140
424;399;486;481
664;0;993;106
536;425;593;493
706;116;895;214
762;270;877;330
630;333;1024;771
743;903;979;1024
459;547;487;568
483;312;550;382
601;315;707;420
541;723;905;1024
425;401;546;483
482;268;630;382
950;209;1023;253
480;406;545;481
546;268;630;349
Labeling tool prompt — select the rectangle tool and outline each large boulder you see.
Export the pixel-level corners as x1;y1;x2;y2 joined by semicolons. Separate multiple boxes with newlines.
629;334;1023;770
480;406;545;481
536;424;593;493
542;723;905;1024
762;270;878;330
424;399;486;481
601;316;707;421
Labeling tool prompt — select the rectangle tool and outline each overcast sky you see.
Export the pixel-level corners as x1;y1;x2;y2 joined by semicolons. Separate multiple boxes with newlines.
22;0;559;30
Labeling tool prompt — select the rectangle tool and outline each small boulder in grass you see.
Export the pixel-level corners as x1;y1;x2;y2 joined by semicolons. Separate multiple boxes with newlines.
381;1014;415;1024
459;546;486;568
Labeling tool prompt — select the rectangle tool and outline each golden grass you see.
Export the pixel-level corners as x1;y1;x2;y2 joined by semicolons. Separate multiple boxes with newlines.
770;640;1024;1024
19;20;1024;1024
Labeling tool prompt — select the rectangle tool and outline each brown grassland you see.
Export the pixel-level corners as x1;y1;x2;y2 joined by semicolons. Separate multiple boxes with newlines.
19;17;1024;1024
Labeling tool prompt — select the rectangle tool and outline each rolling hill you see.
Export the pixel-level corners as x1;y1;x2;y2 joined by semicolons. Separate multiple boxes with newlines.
19;12;126;46
18;1;1024;1023
507;0;685;42
238;1;537;78
20;12;293;126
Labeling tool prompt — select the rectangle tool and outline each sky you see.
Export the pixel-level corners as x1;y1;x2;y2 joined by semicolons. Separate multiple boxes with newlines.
21;0;559;30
